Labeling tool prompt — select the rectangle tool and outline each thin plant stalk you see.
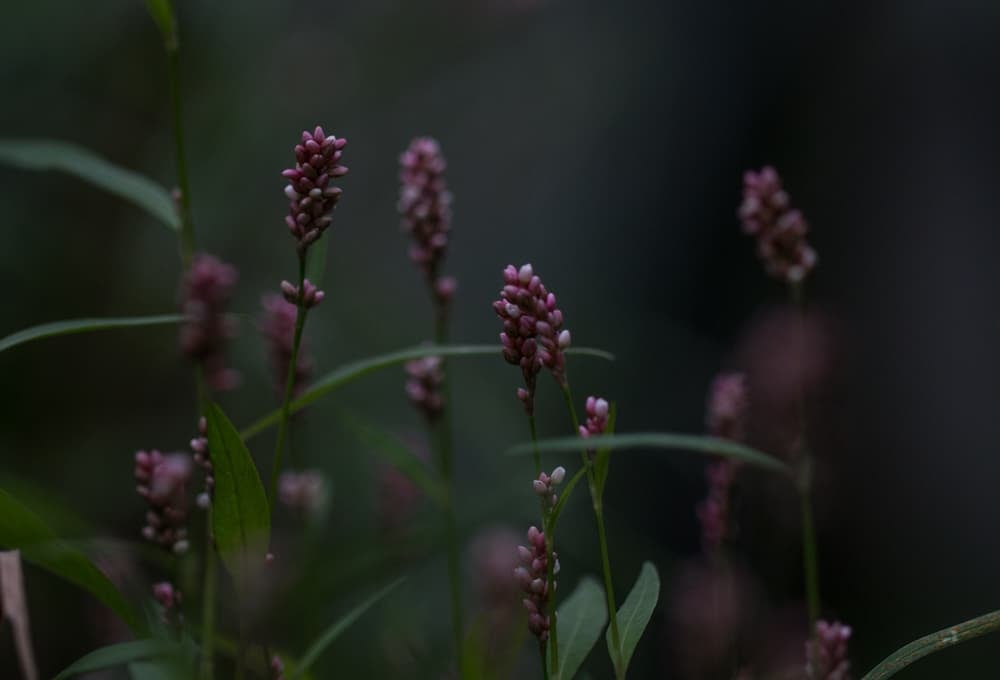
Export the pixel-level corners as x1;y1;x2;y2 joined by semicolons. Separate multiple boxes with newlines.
558;383;622;673
527;414;559;676
194;370;217;680
268;257;309;508
166;37;194;266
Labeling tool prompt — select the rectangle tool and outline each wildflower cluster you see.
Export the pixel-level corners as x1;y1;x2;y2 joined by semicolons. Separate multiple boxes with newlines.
190;416;213;508
179;253;239;391
282;126;348;255
806;620;853;680
134;449;192;554
739;166;817;284
532;465;566;508
259;294;314;398
578;396;610;439
515;525;558;641
404;355;445;420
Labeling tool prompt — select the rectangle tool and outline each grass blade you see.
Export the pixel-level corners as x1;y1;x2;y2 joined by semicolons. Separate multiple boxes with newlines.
0;314;185;354
54;640;181;680
0;139;179;231
608;561;660;674
509;432;791;474
550;576;607;680
288;577;405;679
206;403;270;588
240;345;614;441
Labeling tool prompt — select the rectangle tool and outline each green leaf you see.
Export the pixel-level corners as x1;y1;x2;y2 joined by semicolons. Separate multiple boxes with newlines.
54;640;180;680
0;314;185;354
509;433;791;474
550;576;607;680
338;412;446;507
0;488;141;633
205;402;270;589
288;577;405;679
143;0;177;48
0;139;179;230
240;345;615;441
608;562;660;675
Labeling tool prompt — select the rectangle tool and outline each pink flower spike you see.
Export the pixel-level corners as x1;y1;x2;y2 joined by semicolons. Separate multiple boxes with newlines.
179;253;240;392
284;127;348;256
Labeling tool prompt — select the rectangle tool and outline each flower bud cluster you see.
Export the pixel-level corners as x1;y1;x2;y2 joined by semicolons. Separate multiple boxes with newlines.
282;126;348;255
531;466;566;508
280;278;325;309
270;655;285;680
179;253;239;391
278;469;328;518
399;137;455;306
404;356;445;421
515;526;558;641
579;396;610;438
738;166;817;284
152;581;182;623
259;294;315;399
190;417;213;509
493;264;571;414
806;620;853;680
135;450;192;554
706;373;748;441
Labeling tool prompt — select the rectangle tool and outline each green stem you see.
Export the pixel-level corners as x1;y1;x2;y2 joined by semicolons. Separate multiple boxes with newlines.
433;304;465;677
540;640;551;680
199;507;217;680
799;473;820;626
268;257;309;509
166;41;194;266
528;414;542;476
558;382;622;675
861;609;1000;680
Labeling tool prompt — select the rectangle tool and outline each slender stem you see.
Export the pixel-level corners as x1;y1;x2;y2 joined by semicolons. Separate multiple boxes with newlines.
540;640;551;680
528;414;542;476
199;506;217;680
268;257;309;508
861;609;1000;680
799;471;821;626
166;43;195;266
558;382;622;674
432;303;465;677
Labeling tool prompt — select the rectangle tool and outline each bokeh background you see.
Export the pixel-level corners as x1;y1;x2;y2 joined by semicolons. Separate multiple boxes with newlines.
3;1;1000;677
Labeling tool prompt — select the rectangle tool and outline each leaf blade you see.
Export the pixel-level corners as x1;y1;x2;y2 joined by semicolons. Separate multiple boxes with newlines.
0;489;141;632
509;432;791;474
53;640;181;680
240;345;614;440
609;562;660;674
551;576;607;680
206;403;270;588
0;314;185;354
0;139;179;230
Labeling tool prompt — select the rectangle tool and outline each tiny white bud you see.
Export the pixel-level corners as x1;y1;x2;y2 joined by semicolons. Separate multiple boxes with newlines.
197;493;211;509
505;303;521;318
532;480;548;495
173;540;190;555
558;329;572;348
550;466;566;485
595;398;610;418
283;185;299;200
518;263;534;283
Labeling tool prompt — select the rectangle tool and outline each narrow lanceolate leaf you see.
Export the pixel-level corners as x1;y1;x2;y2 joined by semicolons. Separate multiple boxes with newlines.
53;640;181;680
550;576;607;680
339;413;446;507
0;314;185;354
0;139;179;230
205;403;270;589
288;577;405;679
509;433;791;474
0;489;140;632
143;0;177;48
609;562;660;675
1;551;38;680
240;345;615;440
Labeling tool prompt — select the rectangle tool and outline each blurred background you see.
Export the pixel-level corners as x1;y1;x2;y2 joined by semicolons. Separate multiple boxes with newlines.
3;0;1000;677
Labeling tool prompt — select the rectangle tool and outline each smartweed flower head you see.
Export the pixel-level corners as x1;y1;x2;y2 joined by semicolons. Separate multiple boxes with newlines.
259;294;314;399
739;167;816;284
135;450;192;554
190;416;213;509
531;466;566;508
493;264;571;414
282;126;348;256
806;620;853;680
405;355;445;421
579;396;610;438
278;469;329;518
179;253;239;391
515;525;558;641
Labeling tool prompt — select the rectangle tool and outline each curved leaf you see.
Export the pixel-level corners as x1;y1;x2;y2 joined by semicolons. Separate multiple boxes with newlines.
0;489;141;632
0;139;179;230
240;345;615;441
550;576;607;680
206;403;270;589
509;432;791;474
0;314;185;354
289;577;405;679
609;562;660;675
54;640;181;680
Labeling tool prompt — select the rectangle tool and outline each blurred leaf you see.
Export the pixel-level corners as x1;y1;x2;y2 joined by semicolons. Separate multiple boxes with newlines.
240;345;614;440
0;139;179;230
54;640;181;680
510;433;791;474
0;314;185;354
1;551;38;680
549;576;607;680
289;577;405;679
143;0;177;48
608;561;660;675
0;488;141;632
206;402;270;588
592;403;617;494
338;411;445;507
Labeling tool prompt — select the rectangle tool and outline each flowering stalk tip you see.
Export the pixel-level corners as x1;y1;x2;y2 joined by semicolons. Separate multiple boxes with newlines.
739;166;817;284
806;619;852;680
179;253;239;391
135;450;193;554
283;126;348;257
515;525;558;641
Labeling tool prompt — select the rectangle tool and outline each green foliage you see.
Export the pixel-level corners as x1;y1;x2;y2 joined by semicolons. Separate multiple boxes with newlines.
205;402;270;590
0;488;141;632
240;345;615;440
607;562;660;675
510;432;791;474
143;0;177;49
549;576;608;680
53;640;182;680
0;139;180;231
288;577;405;679
0;315;185;354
